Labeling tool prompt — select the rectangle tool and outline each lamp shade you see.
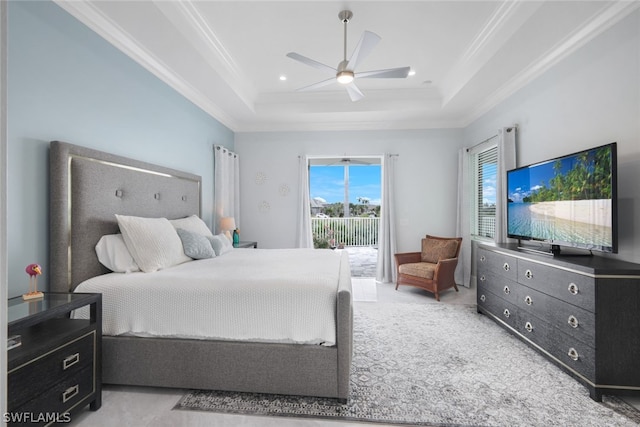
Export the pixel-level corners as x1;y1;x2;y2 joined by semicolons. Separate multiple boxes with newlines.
220;217;236;231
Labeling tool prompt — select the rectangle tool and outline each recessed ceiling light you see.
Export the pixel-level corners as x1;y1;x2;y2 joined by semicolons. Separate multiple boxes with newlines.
279;75;287;81
408;70;416;76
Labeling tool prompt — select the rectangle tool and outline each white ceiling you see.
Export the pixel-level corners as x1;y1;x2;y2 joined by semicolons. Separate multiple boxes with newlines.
55;1;639;133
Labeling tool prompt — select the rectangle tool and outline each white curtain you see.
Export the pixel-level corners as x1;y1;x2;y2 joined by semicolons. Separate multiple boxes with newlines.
495;127;517;243
296;155;313;248
213;145;240;234
455;126;516;287
376;154;397;283
455;148;471;287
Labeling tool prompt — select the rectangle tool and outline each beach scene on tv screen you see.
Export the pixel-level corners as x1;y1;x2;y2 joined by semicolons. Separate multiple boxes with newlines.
507;146;613;248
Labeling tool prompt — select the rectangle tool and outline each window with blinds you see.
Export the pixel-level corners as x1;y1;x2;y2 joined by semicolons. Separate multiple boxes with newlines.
471;142;498;239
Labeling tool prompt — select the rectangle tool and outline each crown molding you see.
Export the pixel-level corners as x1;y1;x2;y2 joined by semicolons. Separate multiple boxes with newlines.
153;0;256;112
441;1;541;107
53;0;239;131
460;0;640;128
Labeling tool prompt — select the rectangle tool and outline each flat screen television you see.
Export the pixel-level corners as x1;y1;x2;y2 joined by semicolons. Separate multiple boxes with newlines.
507;142;617;255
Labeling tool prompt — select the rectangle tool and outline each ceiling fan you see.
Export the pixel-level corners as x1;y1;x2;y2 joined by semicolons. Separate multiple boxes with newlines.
286;10;411;102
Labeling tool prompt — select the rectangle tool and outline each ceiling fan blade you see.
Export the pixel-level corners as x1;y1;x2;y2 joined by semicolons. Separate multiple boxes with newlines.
356;66;411;79
347;31;381;71
296;77;336;92
286;52;336;76
345;82;364;102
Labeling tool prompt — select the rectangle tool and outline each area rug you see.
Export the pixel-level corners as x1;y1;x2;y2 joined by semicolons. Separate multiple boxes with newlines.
175;303;640;426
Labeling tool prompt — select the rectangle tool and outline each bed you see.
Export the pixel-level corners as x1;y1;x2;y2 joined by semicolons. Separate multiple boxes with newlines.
49;141;353;401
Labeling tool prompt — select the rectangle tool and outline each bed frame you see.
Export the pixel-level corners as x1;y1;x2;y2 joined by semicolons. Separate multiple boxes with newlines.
49;141;353;401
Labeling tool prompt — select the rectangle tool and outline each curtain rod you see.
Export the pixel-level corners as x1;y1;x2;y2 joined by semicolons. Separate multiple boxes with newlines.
466;126;517;152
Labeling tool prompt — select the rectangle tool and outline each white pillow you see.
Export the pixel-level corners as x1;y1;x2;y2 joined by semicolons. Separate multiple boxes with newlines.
115;214;191;273
207;234;234;256
169;215;214;237
95;234;140;273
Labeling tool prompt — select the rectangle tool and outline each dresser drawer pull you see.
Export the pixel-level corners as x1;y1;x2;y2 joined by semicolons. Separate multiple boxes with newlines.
568;347;579;361
525;322;534;332
568;315;579;329
503;262;510;272
480;294;486;302
480;255;486;262
525;269;533;279
503;309;511;318
524;295;533;305
503;286;510;295
568;283;579;295
63;353;80;370
62;385;79;403
480;275;486;282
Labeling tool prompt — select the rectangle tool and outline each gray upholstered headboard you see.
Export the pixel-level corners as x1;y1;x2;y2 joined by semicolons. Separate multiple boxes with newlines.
49;141;202;292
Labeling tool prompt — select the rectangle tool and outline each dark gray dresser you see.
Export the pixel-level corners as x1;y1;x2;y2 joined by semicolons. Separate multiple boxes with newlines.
476;243;640;401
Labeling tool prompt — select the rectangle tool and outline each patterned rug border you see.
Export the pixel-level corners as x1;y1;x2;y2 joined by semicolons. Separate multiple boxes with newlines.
173;303;640;426
173;378;640;426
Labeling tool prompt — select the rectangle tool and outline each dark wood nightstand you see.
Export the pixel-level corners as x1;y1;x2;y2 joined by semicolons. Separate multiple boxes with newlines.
234;241;258;248
7;292;102;424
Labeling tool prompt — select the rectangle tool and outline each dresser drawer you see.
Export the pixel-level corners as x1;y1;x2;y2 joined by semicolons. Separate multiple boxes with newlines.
477;270;521;306
11;366;95;425
8;331;95;411
518;259;595;312
478;248;517;282
477;286;522;331
479;289;596;380
503;280;595;347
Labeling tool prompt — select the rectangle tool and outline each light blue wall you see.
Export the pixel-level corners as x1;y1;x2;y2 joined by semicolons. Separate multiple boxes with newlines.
7;1;233;297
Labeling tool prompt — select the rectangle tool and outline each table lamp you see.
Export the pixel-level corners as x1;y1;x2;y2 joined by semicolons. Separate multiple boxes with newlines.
220;217;236;241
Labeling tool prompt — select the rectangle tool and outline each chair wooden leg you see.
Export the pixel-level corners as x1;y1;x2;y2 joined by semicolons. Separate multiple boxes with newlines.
395;282;399;290
434;291;440;301
453;283;459;292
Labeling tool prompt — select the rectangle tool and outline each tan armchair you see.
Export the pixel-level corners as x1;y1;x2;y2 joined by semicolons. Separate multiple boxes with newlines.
394;235;462;301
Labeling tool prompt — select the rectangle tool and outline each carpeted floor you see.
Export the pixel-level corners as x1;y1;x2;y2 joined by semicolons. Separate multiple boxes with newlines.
175;303;640;426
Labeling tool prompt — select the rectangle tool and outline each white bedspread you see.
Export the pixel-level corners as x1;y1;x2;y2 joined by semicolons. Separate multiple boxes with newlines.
74;248;349;346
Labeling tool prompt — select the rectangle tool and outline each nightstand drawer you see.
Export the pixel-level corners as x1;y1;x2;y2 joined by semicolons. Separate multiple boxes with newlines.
8;331;95;411
11;366;95;425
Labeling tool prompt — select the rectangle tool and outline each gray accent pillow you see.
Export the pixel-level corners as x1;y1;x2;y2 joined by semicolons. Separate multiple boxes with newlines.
207;234;234;256
176;228;215;260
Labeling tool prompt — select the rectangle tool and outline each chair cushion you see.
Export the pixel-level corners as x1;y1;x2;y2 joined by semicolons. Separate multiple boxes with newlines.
398;262;436;280
421;238;459;264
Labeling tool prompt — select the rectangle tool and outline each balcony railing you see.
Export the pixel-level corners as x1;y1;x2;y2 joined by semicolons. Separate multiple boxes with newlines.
311;217;380;247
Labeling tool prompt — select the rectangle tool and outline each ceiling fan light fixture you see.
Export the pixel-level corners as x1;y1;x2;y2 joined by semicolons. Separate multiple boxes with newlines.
337;70;354;84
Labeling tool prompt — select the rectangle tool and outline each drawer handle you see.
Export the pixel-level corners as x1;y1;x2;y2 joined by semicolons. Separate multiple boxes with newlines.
525;321;534;332
503;262;510;272
62;385;79;403
480;255;486;262
503;286;510;295
503;308;511;318
568;315;579;329
525;269;533;279
568;347;579;361
480;275;486;282
524;295;533;305
568;283;579;295
480;294;486;302
63;352;80;370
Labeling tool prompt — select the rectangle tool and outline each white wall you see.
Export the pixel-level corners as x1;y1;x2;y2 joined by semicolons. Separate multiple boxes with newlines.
234;129;464;252
464;10;640;263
